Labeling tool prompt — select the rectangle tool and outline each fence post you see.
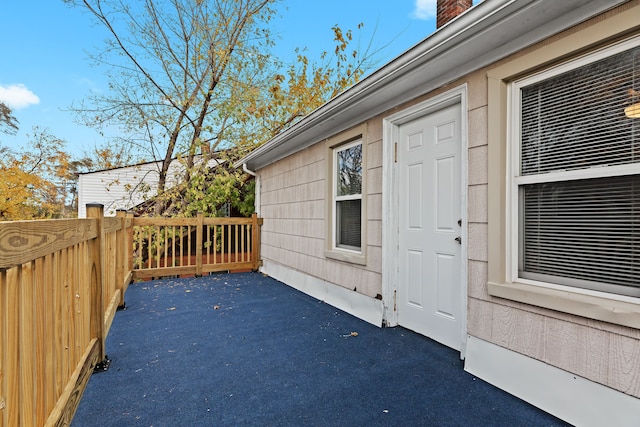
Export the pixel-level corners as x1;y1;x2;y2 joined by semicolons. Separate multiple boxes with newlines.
251;213;260;271
86;204;110;370
126;212;134;279
196;212;203;277
115;210;126;307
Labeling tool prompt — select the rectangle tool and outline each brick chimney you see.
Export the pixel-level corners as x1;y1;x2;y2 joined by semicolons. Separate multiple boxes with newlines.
437;0;472;28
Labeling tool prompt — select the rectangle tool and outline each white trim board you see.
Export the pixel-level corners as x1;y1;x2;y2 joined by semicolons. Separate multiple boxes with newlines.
465;335;640;427
381;85;469;356
260;260;384;327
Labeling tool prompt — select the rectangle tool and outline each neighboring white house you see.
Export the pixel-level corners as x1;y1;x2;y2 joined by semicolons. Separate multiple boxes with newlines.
77;159;187;217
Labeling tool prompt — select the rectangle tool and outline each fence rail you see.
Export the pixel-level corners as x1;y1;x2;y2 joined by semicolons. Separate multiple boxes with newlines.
132;213;262;279
0;207;261;426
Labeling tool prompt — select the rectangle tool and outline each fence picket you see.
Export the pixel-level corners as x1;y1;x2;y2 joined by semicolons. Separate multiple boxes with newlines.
130;215;261;279
0;210;261;426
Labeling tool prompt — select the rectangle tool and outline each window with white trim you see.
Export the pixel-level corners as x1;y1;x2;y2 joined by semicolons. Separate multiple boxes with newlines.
510;40;640;298
333;140;363;252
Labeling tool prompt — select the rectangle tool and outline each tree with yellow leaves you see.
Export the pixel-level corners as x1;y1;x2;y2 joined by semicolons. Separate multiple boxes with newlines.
0;128;73;220
0;106;73;220
65;0;374;216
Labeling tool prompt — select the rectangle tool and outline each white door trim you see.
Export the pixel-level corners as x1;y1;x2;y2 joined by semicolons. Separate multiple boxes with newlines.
382;84;469;357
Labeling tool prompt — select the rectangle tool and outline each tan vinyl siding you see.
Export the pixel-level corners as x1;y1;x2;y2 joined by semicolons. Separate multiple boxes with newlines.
474;2;640;399
259;123;383;298
257;1;640;400
454;3;640;398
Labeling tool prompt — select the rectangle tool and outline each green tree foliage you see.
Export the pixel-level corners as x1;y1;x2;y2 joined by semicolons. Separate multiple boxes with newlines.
155;152;256;218
65;0;374;217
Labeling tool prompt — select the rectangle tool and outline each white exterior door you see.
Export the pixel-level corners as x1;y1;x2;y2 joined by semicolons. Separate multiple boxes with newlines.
397;103;463;351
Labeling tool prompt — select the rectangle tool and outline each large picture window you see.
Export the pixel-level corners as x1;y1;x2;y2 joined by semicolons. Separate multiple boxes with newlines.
333;140;363;252
511;40;640;297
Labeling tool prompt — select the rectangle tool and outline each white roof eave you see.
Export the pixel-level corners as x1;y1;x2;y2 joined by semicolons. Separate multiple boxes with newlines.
236;0;627;171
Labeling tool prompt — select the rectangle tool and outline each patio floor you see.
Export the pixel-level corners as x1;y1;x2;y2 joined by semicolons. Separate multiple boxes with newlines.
72;272;569;426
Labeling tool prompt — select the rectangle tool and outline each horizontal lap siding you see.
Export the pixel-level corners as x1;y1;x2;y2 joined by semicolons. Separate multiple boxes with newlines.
464;5;640;399
260;143;327;280
78;165;160;218
259;123;383;298
258;2;640;400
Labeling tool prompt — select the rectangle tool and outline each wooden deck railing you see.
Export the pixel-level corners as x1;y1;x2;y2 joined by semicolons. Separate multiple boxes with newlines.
0;207;261;426
132;213;263;279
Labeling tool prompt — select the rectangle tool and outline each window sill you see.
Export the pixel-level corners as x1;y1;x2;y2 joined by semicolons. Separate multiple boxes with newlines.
324;249;366;266
488;280;640;329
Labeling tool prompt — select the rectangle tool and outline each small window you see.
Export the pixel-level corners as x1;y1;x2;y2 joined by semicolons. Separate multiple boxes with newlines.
511;40;640;297
333;140;363;252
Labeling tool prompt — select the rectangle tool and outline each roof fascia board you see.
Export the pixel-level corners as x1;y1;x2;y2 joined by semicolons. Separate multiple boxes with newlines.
79;153;225;176
78;158;164;176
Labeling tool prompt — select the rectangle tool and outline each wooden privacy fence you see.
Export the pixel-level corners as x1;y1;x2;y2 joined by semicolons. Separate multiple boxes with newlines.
0;205;130;427
132;213;263;279
0;207;261;426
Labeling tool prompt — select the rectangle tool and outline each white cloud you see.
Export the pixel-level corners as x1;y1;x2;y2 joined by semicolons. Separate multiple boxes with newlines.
411;0;437;20
0;84;40;109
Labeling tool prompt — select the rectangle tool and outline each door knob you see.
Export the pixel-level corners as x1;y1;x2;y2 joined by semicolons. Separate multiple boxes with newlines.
455;236;462;244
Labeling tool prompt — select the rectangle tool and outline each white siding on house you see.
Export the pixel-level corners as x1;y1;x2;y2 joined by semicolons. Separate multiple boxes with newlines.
77;159;185;217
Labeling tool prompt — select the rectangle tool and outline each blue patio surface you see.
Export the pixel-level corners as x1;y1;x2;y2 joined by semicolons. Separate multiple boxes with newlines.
72;272;569;426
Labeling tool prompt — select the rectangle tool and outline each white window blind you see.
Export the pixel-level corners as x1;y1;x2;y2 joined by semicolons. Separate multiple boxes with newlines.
517;44;640;297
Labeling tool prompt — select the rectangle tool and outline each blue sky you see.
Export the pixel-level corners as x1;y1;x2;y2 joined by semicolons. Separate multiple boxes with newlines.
0;0;474;158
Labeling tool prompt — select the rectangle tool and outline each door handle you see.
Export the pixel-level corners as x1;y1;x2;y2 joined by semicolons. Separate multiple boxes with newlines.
455;236;462;244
